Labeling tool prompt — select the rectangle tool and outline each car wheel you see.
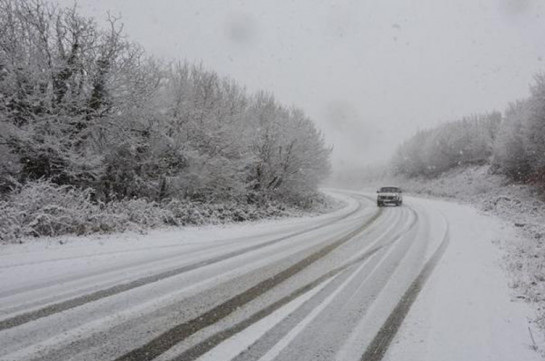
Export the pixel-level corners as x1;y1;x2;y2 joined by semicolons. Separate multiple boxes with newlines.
377;201;382;207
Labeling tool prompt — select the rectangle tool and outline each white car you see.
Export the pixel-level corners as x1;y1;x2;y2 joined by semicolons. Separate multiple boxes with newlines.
376;186;403;207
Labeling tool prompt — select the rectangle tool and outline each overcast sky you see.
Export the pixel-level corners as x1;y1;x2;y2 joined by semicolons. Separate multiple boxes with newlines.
52;0;545;170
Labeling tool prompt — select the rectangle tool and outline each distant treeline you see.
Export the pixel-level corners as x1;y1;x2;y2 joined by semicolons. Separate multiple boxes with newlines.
391;75;545;186
0;0;330;205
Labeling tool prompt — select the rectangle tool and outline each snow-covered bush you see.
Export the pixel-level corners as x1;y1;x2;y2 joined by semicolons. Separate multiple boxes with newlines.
0;0;330;209
493;101;532;181
0;180;328;243
492;75;545;187
0;180;101;241
524;74;545;186
0;181;175;242
106;199;177;228
392;74;545;190
392;112;500;178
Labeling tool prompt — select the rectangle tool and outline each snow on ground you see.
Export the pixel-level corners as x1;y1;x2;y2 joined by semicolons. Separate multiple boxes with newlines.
390;166;545;242
0;192;355;292
382;165;545;357
1;186;543;360
385;196;542;361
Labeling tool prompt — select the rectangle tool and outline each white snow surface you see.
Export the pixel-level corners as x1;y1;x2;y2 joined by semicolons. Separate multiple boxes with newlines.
384;196;541;361
0;190;542;360
384;165;545;357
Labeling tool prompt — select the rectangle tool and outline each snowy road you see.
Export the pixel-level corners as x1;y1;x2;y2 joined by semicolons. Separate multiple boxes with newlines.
0;191;538;361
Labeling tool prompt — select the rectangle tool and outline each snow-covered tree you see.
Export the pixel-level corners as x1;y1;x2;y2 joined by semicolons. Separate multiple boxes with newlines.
0;0;331;208
493;101;531;181
391;113;500;178
525;74;545;183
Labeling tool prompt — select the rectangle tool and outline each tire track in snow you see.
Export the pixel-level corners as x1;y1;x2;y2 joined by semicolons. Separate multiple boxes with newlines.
167;206;418;361
225;206;419;361
0;197;370;332
168;235;397;361
113;207;383;361
360;218;450;361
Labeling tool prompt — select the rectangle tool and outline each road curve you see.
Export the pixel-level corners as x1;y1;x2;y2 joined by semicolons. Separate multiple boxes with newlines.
0;191;449;361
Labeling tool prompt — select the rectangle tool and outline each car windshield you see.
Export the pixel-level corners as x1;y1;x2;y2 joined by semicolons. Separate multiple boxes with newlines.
380;187;400;193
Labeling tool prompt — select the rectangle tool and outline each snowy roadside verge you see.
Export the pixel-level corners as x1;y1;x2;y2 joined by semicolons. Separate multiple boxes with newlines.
385;197;542;361
0;191;357;309
386;165;545;357
0;180;344;245
0;191;353;260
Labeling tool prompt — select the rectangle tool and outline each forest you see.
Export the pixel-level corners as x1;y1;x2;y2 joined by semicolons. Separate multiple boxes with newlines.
0;0;331;241
391;75;545;187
